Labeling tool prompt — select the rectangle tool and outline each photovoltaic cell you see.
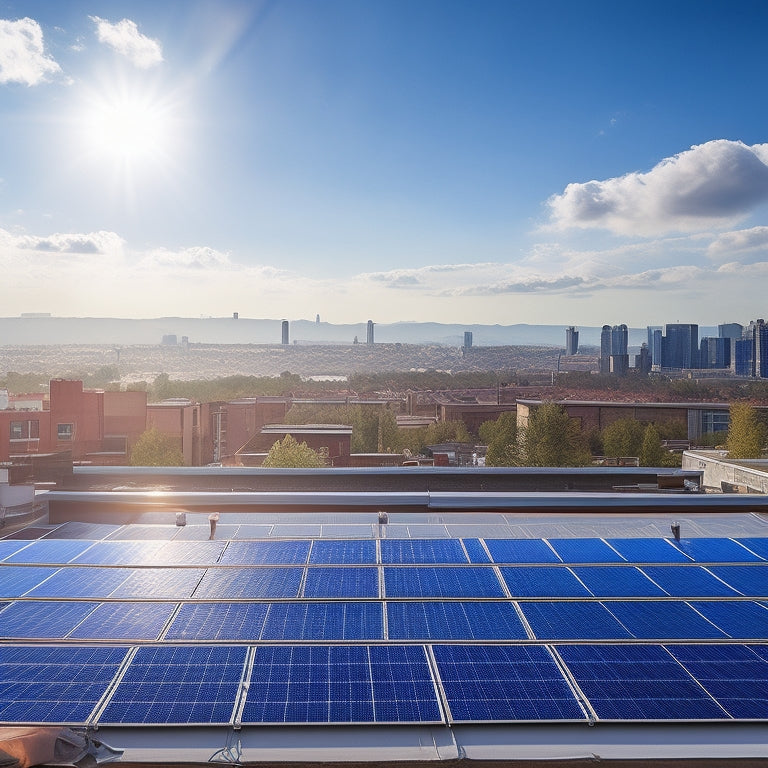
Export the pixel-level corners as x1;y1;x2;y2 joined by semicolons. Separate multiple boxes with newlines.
108;568;206;599
433;644;584;722
100;645;247;725
604;601;727;639
261;602;383;641
308;540;376;564
500;566;591;597
0;646;128;724
107;525;178;541
192;567;303;598
0;601;98;639
0;541;30;561
571;566;666;597
165;602;269;641
49;521;120;540
640;566;739;597
462;539;491;563
383;566;505;598
0;566;58;597
69;602;177;640
667;644;768;719
686;602;768;640
707;566;768;596
557;644;727;720
70;541;166;565
219;540;310;565
606;538;692;563
153;541;227;566
381;539;467;564
25;567;125;598
735;538;768;561
387;601;527;640
484;539;561;564
672;538;762;563
302;567;378;598
547;538;625;563
520;601;632;640
3;539;95;564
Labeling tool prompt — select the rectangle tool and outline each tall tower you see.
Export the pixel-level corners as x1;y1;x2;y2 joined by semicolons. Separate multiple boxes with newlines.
565;326;578;356
281;319;289;345
662;324;699;369
463;331;473;349
599;325;612;374
366;320;374;345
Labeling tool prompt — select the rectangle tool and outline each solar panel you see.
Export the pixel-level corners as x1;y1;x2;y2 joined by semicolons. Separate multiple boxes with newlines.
606;538;691;563
0;646;128;724
107;525;178;541
154;541;227;566
500;566;591;597
686;601;768;640
672;538;762;562
308;540;376;564
707;566;768;596
108;568;206;599
433;644;585;722
520;601;632;640
604;601;727;639
3;539;95;564
571;566;666;597
231;524;274;539
219;540;310;565
302;566;379;598
71;541;166;565
0;601;98;639
48;521;120;539
735;538;768;560
547;538;625;563
0;566;58;597
69;602;177;640
666;644;768;719
99;645;247;725
381;539;468;564
484;539;561;564
556;644;728;720
383;566;505;598
640;566;739;597
387;601;527;640
261;602;383;641
319;525;375;539
462;539;491;563
165;602;269;641
192;567;303;598
0;540;32;561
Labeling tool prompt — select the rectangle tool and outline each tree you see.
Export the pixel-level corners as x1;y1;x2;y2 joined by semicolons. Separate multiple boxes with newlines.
521;402;591;467
726;403;766;459
129;427;185;466
639;424;666;467
481;412;520;466
602;418;645;458
261;434;326;468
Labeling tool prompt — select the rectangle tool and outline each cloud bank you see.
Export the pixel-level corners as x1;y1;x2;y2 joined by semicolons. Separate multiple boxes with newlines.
91;16;163;68
0;17;61;85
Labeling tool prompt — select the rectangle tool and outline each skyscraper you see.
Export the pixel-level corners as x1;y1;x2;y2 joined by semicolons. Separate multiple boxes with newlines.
463;331;473;349
662;324;699;369
599;325;612;375
565;326;578;356
647;326;662;367
699;337;730;369
281;319;289;345
736;319;768;378
599;324;628;376
366;320;375;345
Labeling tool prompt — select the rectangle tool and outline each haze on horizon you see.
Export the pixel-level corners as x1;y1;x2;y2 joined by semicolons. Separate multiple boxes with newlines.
2;0;768;328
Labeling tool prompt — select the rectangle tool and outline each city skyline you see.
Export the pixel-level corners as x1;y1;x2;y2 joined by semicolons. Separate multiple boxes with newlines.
2;1;768;324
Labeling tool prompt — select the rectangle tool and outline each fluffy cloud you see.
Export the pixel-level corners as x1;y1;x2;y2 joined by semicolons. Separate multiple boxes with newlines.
141;246;232;269
90;16;163;68
0;18;61;85
707;226;768;263
549;140;768;236
15;230;125;255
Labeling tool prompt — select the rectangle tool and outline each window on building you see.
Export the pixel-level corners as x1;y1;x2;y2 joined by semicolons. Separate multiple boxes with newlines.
10;420;40;440
57;423;74;441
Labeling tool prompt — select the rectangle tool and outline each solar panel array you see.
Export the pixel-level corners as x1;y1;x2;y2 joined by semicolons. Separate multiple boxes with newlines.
1;531;767;726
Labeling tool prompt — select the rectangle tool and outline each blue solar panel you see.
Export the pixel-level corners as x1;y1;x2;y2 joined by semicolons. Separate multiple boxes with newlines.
640;566;739;597
25;567;131;598
219;540;310;565
109;568;206;598
667;644;768;719
381;539;467;564
3;539;96;564
547;538;625;563
572;567;666;597
387;601;527;640
71;541;166;565
99;645;248;725
557;644;727;720
0;601;98;638
302;567;379;598
308;540;376;564
241;645;441;724
735;538;768;561
165;602;269;641
708;566;768;596
500;566;591;597
520;601;632;640
604;601;727;639
462;539;491;563
484;539;561;564
687;602;768;639
192;567;303;598
261;602;383;640
69;602;177;640
154;541;227;566
0;540;30;561
433;644;584;722
0;566;58;597
606;538;692;563
0;646;127;724
383;566;505;597
748;643;768;664
672;538;762;562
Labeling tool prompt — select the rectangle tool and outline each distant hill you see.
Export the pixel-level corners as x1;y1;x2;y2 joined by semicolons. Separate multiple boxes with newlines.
0;316;716;347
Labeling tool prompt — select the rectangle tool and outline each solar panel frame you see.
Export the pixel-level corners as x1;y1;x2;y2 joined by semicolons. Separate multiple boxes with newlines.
462;539;491;563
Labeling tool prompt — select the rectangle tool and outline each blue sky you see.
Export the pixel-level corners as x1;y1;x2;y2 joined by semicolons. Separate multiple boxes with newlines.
2;0;768;326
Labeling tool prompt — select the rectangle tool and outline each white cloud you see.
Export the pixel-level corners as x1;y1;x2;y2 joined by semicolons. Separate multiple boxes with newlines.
90;16;163;69
15;230;125;255
548;140;768;236
0;17;61;86
707;226;768;264
141;246;232;270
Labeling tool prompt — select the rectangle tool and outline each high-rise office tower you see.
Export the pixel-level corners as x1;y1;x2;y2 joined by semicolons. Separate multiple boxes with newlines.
635;344;651;375
463;331;473;349
662;324;699;369
281;319;289;345
600;325;612;374
366;320;375;345
736;319;768;378
699;337;730;369
565;326;579;355
647;326;663;367
600;324;628;375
